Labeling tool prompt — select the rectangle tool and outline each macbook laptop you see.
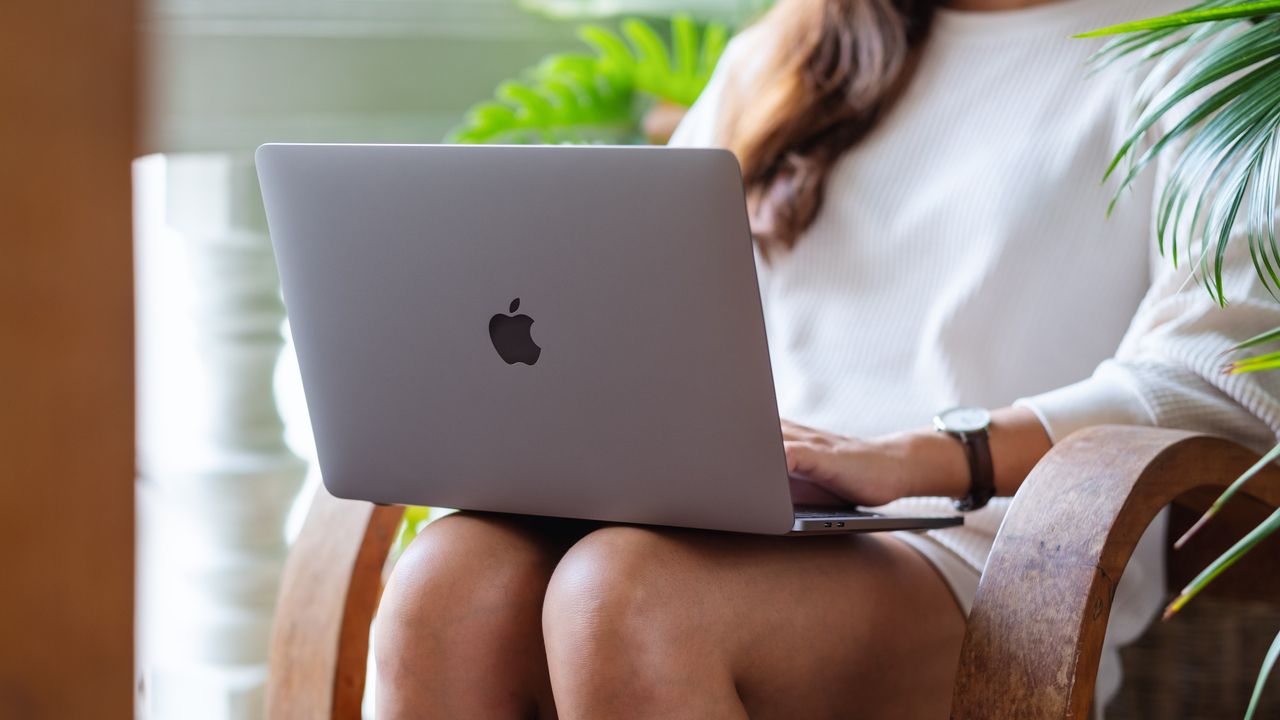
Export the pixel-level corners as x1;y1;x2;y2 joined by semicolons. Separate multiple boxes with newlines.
256;143;962;535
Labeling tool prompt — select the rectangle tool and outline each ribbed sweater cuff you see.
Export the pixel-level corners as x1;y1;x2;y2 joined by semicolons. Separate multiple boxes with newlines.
1013;362;1156;444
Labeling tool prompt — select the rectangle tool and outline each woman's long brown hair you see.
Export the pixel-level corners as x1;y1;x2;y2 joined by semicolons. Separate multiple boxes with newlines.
719;0;938;253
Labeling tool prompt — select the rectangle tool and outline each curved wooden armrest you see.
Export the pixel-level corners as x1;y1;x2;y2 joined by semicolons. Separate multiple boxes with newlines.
951;426;1280;720
266;490;405;720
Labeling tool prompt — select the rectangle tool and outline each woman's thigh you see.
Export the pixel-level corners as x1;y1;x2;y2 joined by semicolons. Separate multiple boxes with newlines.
543;526;966;720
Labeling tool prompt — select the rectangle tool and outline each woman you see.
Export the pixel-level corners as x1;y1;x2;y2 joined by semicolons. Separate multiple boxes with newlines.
376;0;1280;717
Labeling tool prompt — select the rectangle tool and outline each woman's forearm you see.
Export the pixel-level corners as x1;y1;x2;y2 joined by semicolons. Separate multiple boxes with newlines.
988;406;1054;496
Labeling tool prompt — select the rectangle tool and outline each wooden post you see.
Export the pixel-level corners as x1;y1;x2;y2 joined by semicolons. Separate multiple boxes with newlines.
0;0;137;717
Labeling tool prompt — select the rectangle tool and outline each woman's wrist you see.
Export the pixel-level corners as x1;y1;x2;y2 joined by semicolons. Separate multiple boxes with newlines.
880;430;971;499
880;405;1054;501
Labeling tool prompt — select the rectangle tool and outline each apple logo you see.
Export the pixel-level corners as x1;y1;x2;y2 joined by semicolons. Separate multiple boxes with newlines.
489;297;541;365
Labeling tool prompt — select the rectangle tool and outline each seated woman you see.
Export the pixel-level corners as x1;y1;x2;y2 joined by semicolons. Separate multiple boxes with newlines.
375;0;1280;717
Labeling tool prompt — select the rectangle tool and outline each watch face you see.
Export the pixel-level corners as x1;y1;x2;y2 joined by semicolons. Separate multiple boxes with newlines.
936;406;991;434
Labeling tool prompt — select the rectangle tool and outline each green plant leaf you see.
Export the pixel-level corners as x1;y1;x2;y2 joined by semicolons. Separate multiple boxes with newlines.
1097;9;1280;302
1165;505;1280;619
1246;630;1280;720
1176;69;1280;300
1173;441;1280;551
499;81;556;123
448;15;731;145
1083;9;1280;712
701;21;730;77
463;102;518;132
579;24;637;73
395;505;434;554
1105;21;1280;189
673;14;698;79
1226;348;1280;373
1077;0;1280;38
447;45;637;144
623;18;674;95
1089;2;1229;73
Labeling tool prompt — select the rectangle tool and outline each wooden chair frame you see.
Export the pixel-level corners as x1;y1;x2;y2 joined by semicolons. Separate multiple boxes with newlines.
265;426;1280;719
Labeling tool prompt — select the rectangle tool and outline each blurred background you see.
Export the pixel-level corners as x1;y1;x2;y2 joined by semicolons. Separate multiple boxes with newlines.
7;2;1280;719
133;1;768;718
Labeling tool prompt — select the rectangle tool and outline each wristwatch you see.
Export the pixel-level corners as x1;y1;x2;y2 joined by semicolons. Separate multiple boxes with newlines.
933;406;995;512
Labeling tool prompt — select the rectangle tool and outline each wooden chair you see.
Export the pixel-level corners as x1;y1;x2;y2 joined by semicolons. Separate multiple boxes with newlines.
264;426;1280;719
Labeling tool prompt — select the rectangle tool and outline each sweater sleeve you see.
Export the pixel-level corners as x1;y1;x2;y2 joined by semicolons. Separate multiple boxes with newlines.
1015;184;1280;455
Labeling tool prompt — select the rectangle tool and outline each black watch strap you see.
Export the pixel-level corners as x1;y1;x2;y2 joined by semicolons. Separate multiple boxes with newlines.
953;430;995;512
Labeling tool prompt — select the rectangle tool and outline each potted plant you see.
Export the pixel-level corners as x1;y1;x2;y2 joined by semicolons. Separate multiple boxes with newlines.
1082;2;1280;716
447;14;734;146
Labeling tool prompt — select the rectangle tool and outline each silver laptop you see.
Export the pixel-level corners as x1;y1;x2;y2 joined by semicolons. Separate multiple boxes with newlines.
256;143;962;535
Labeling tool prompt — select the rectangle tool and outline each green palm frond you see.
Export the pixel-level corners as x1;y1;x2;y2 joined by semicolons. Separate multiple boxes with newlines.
1247;631;1280;720
1165;505;1280;618
448;15;729;145
1230;325;1280;352
1085;1;1230;69
1088;7;1280;714
1226;348;1280;373
1085;1;1280;304
1078;0;1280;37
1171;442;1280;554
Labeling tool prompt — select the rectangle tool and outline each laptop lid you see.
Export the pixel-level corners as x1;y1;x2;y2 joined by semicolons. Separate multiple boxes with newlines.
257;143;796;535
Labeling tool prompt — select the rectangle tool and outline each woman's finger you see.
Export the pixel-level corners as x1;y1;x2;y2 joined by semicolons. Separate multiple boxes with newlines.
781;419;827;443
781;418;820;435
783;440;826;476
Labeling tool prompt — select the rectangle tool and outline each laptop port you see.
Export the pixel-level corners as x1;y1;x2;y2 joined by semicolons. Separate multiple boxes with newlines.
823;522;832;528
836;522;845;527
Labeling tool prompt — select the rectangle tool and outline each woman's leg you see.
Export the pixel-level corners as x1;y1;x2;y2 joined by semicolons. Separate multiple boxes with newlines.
542;526;965;720
375;512;592;720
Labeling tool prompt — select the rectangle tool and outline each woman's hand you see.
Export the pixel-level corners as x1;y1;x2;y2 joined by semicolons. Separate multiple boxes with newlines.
782;420;969;507
781;406;1054;507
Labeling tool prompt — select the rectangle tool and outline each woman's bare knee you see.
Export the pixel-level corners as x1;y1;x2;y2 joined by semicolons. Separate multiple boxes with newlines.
376;512;576;719
542;527;743;720
543;526;703;648
378;513;561;653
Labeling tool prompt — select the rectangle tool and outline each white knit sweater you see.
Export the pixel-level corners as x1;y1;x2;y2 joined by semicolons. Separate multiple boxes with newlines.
670;0;1280;711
